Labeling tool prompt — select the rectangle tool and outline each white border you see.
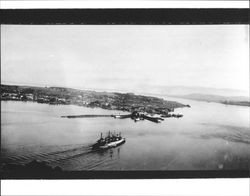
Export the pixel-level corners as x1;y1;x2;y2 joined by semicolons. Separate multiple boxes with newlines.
0;1;249;9
1;2;249;196
1;179;250;196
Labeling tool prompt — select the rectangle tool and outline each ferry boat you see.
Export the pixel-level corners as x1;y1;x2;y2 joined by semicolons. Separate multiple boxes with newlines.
92;131;126;150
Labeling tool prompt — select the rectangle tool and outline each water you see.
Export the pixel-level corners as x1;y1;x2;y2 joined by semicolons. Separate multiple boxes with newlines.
1;98;250;171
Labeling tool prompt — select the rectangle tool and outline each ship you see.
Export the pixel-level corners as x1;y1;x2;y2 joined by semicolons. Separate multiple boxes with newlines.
92;131;126;150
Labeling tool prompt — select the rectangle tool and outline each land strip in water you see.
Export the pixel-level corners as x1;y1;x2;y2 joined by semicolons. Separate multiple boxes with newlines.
168;93;250;107
1;84;189;115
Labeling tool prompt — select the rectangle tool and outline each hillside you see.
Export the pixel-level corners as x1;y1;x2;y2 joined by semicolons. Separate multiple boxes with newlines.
1;84;188;115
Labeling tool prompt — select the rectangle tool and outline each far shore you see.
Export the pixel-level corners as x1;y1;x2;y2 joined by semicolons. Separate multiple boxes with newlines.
167;94;250;107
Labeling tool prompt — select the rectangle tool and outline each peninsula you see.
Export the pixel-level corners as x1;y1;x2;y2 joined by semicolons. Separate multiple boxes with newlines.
1;84;189;115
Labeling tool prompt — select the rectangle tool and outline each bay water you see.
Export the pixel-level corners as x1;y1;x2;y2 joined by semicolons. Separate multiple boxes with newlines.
1;97;249;170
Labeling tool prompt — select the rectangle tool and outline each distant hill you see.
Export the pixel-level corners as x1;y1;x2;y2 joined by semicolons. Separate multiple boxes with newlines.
134;85;249;97
169;93;250;107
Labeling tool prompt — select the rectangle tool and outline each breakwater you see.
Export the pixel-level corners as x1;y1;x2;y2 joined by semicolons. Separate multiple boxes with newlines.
61;115;113;118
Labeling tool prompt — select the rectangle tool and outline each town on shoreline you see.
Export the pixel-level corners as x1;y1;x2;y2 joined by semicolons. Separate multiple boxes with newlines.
1;84;190;116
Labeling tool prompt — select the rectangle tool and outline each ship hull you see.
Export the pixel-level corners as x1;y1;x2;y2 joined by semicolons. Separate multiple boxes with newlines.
93;138;126;150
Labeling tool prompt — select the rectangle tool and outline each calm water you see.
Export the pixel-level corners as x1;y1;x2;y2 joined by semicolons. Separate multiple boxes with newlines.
1;97;250;170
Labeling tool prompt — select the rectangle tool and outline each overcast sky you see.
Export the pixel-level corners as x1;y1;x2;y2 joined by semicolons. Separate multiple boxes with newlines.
1;25;249;93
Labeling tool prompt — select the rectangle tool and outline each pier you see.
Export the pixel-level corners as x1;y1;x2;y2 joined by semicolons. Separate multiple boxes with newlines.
61;114;112;118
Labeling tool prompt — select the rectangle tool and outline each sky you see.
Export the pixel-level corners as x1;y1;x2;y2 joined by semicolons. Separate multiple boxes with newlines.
1;25;249;94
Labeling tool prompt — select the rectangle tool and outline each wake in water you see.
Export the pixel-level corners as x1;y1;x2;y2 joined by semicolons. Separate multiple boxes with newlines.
1;143;121;170
198;124;250;145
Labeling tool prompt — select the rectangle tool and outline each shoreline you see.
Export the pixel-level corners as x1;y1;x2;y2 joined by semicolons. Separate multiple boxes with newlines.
1;84;189;116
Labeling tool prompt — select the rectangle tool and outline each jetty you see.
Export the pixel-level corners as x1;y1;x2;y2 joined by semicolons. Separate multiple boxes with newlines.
61;114;112;118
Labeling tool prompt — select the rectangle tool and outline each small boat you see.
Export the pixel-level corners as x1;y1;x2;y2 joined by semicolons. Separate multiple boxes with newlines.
92;131;126;150
134;117;140;122
172;114;183;118
113;115;122;119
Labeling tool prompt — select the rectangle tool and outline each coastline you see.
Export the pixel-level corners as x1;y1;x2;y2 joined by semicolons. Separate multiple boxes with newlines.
1;84;189;116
